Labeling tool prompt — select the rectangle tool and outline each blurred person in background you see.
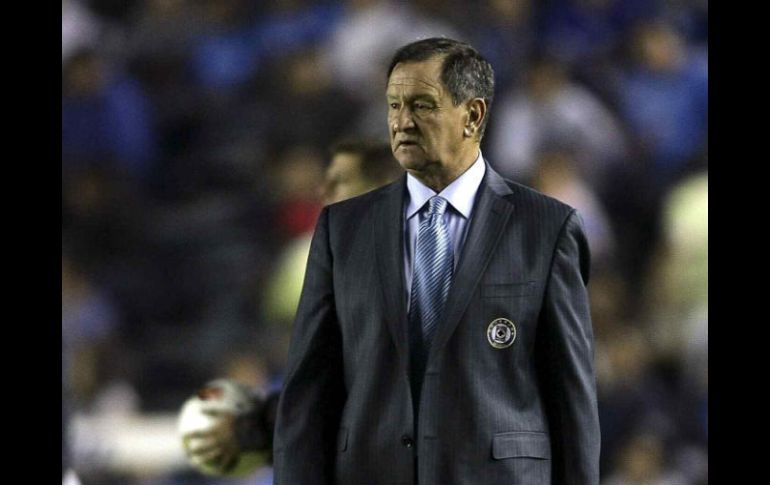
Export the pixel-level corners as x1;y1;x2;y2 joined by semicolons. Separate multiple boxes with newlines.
642;171;708;469
593;172;707;483
120;0;209;198
644;172;707;363
62;0;102;64
531;149;616;269
593;323;674;476
323;0;460;103
261;48;364;155
62;165;145;278
539;0;658;69
468;0;535;91
661;0;708;45
534;0;660;108
62;250;142;484
602;432;690;485
62;254;125;411
616;20;707;190
190;0;342;92
321;139;404;206
188;0;266;92
259;140;402;377
323;0;461;139
62;47;158;185
267;144;327;240
488;54;627;189
181;139;401;478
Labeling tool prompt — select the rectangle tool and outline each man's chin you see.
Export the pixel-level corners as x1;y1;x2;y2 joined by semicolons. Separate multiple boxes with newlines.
395;153;428;171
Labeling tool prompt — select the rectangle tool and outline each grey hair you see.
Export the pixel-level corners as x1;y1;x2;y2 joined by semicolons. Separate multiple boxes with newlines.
387;37;495;139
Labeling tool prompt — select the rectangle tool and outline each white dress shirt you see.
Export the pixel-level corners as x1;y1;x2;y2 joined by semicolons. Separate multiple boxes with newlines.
404;151;486;309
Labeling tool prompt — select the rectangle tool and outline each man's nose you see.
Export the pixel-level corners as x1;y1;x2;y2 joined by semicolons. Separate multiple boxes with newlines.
394;106;416;132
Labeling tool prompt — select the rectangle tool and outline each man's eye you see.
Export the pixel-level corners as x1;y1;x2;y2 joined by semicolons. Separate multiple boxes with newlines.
414;103;432;111
389;103;400;109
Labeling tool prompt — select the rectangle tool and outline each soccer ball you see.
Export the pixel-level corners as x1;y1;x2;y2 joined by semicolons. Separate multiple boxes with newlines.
177;379;268;477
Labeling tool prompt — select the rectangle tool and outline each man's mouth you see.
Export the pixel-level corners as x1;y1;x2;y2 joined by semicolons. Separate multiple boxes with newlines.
398;140;418;147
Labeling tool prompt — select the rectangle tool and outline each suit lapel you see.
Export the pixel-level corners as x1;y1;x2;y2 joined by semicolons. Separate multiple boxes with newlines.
426;163;514;371
375;176;411;368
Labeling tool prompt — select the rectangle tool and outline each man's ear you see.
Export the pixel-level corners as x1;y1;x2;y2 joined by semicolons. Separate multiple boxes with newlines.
466;98;487;138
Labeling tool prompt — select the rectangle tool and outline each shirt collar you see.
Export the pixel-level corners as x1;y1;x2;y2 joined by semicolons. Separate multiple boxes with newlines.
406;150;486;220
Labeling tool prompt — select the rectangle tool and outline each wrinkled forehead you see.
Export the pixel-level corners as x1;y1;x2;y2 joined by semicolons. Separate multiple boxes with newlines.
386;57;446;97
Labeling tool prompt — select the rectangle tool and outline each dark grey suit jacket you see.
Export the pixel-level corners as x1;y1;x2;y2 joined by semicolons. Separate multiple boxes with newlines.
273;163;600;484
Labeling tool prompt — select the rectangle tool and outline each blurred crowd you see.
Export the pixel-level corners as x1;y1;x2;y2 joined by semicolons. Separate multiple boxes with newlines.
62;0;707;484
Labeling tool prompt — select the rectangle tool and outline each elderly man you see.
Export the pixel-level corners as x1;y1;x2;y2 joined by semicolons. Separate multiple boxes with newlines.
185;38;600;485
275;37;599;484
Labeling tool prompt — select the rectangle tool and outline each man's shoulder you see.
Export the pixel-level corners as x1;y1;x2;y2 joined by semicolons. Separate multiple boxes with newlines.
318;179;401;245
492;173;576;221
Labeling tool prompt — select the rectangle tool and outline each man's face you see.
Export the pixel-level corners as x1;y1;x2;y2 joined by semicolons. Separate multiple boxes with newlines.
387;57;469;175
321;153;371;205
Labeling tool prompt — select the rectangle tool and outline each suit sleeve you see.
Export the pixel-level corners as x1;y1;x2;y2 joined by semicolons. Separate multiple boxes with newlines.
536;210;601;485
273;207;346;485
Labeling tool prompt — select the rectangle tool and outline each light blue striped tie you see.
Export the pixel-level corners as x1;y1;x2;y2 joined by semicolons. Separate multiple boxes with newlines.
409;196;454;352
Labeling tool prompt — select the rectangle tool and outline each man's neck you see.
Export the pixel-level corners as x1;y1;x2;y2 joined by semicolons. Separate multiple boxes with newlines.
410;147;480;193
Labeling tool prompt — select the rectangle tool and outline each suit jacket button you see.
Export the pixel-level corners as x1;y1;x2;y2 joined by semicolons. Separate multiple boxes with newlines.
401;435;414;448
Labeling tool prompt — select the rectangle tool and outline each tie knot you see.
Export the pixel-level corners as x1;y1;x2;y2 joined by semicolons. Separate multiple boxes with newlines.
427;196;448;216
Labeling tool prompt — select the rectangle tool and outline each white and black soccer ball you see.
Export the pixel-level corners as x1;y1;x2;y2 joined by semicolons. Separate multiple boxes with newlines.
177;379;268;477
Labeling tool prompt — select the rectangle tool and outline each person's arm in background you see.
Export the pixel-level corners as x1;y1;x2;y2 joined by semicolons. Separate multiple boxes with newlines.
235;391;280;458
181;207;345;479
536;210;601;485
